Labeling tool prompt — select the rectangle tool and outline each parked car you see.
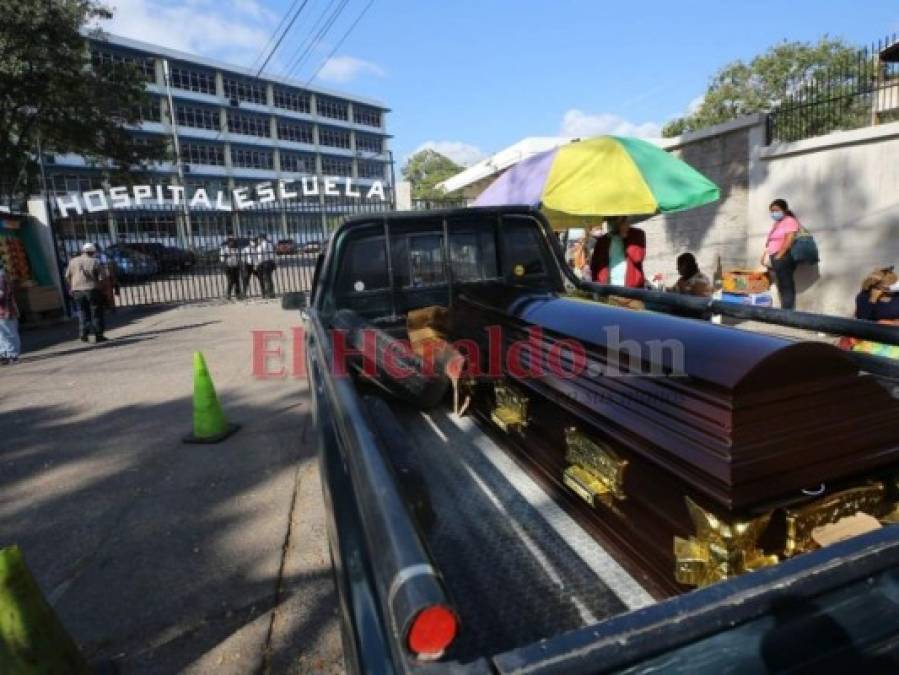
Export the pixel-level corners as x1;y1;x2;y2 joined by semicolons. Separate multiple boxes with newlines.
276;239;297;255
102;245;160;280
301;239;321;254
125;242;196;272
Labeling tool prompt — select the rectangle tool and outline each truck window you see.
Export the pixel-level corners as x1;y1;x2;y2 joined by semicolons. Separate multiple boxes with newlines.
502;219;547;277
336;234;389;294
408;234;445;287
450;230;498;281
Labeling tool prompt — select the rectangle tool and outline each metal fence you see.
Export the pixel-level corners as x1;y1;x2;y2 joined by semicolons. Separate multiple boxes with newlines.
768;35;899;143
51;194;392;307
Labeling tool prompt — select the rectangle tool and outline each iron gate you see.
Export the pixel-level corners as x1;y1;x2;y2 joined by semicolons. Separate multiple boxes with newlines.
51;194;392;306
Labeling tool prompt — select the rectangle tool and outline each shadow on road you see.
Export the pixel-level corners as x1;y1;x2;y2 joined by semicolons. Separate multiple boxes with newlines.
0;389;329;673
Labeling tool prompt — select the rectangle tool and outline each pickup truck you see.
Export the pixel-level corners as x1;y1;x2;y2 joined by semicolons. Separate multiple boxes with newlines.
284;206;899;674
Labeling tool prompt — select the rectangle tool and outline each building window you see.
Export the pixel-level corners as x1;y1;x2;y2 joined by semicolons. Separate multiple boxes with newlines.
353;104;382;128
273;87;310;113
355;133;383;154
92;48;156;81
169;65;216;94
176;104;220;130
134;97;162;123
318;126;351;149
227;111;270;138
224;77;267;105
50;173;105;195
277;120;314;144
182;142;225;166
357;161;385;179
186;178;225;195
231;146;274;169
280;152;314;173
317;96;348;121
321;155;352;176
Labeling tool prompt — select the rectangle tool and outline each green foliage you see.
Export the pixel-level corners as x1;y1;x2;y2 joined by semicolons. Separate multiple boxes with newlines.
0;0;168;206
662;37;863;138
401;149;463;200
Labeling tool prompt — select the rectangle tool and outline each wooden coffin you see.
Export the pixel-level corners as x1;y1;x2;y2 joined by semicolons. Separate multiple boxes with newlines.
446;284;899;597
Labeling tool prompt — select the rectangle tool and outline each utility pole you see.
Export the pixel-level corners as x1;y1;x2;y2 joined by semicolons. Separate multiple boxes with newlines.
388;150;397;209
161;58;193;248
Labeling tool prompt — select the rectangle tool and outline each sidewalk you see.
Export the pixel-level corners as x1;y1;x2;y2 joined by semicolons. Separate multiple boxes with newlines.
0;301;342;674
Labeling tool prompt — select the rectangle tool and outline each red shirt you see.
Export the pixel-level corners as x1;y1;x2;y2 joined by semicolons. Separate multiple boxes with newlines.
590;228;647;288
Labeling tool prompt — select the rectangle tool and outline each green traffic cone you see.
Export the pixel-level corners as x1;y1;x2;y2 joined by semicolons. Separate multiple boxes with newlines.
0;545;91;675
183;351;240;443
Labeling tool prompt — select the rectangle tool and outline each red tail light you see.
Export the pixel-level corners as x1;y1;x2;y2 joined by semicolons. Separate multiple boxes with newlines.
407;605;458;660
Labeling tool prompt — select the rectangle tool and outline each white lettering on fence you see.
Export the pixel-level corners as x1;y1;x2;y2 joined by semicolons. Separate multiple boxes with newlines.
53;176;388;214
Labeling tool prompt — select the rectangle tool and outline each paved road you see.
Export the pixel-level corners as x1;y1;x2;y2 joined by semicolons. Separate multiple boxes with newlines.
0;301;343;674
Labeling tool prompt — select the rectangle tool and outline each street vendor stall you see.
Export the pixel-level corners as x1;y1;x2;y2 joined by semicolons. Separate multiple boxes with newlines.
0;214;63;321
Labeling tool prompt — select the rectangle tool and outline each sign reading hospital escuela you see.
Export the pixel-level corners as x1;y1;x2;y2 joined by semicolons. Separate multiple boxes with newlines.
54;176;388;217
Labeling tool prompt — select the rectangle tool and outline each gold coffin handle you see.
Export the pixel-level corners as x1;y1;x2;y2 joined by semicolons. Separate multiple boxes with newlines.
563;428;627;506
490;381;529;433
784;483;887;557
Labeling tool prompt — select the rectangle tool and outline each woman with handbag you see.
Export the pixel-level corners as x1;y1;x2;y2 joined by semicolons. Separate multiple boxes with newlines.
761;198;801;309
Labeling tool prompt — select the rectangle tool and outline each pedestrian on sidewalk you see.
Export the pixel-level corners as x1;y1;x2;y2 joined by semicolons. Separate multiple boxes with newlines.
255;234;276;298
762;198;800;310
241;234;259;297
220;237;243;300
0;259;20;364
65;243;107;342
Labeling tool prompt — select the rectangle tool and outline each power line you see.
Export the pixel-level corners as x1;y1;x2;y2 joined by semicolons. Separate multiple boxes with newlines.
286;0;351;79
281;0;340;76
256;0;312;77
247;0;303;73
305;0;375;86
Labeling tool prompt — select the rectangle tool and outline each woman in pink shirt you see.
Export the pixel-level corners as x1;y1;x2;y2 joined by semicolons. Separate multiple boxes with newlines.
761;198;801;309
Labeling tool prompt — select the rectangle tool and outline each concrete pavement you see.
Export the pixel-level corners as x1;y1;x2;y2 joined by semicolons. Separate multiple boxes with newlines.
0;301;342;673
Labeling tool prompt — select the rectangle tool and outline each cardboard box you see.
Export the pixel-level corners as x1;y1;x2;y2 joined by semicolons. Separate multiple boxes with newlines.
723;269;770;294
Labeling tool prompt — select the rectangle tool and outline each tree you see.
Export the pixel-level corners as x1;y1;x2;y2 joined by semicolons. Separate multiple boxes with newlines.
0;0;167;206
401;149;463;200
662;37;862;137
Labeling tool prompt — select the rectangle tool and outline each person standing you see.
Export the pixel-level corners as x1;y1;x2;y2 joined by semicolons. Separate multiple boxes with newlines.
762;198;800;310
220;237;242;300
590;216;646;288
255;234;276;298
65;243;107;342
0;259;20;364
241;235;258;297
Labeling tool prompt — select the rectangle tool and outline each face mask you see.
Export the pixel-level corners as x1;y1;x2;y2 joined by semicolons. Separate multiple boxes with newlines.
770;211;785;222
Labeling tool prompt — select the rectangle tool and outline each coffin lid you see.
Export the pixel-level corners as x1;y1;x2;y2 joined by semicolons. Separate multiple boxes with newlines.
502;292;857;391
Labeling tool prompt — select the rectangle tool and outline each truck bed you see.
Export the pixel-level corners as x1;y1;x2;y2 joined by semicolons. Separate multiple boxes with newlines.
366;397;654;663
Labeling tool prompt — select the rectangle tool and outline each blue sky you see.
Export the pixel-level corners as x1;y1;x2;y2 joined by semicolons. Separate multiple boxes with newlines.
104;0;899;168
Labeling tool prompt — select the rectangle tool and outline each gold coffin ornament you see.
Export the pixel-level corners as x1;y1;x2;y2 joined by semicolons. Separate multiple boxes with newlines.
490;382;529;433
562;428;627;507
674;497;778;588
784;483;887;557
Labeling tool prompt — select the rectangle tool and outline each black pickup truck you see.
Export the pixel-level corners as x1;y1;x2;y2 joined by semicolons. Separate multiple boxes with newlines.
284;206;899;674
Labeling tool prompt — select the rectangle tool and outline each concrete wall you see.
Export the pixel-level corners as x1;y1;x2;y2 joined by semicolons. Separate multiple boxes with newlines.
640;115;765;288
748;121;899;316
